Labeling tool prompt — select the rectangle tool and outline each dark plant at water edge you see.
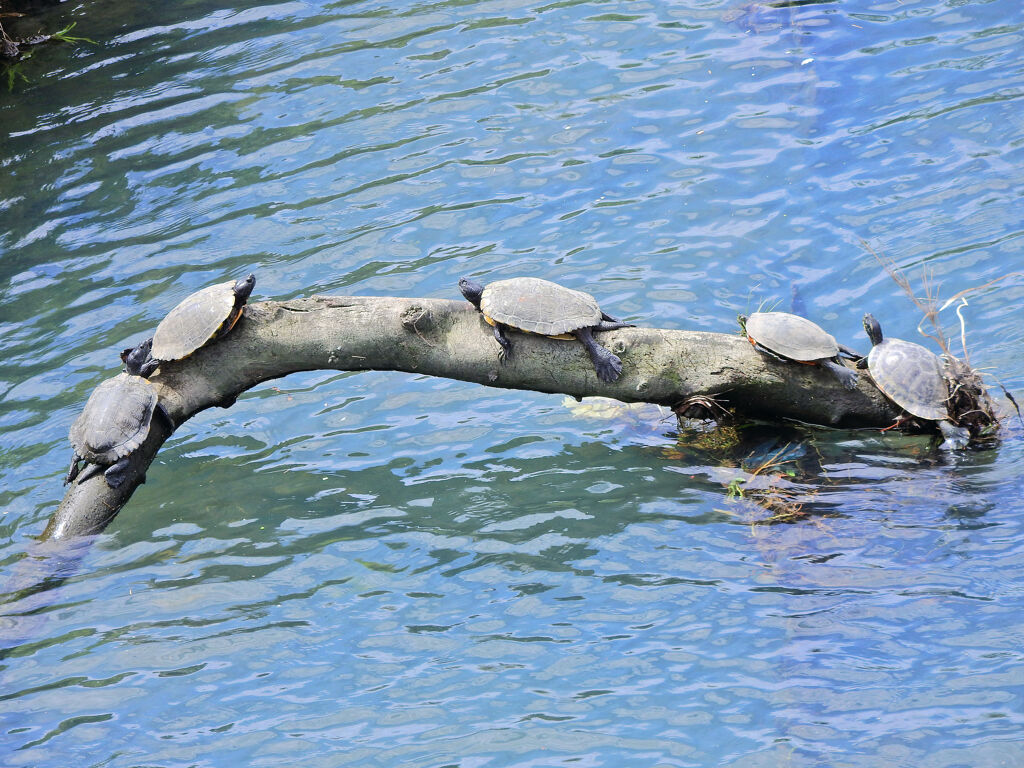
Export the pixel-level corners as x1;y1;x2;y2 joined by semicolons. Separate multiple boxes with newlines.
49;22;94;45
5;60;27;89
1;18;95;90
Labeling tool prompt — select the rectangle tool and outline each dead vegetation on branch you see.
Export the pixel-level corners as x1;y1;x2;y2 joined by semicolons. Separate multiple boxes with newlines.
864;241;1007;442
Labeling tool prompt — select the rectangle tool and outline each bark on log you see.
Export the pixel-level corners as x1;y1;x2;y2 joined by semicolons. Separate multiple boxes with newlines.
44;295;900;540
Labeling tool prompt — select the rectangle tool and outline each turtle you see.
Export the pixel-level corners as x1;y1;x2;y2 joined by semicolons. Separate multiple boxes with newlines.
739;311;859;390
65;373;171;488
859;313;969;449
458;276;633;383
129;273;256;377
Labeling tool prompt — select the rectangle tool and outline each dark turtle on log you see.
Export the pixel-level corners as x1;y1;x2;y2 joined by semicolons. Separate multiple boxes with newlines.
458;276;633;383
860;313;969;449
740;311;859;390
129;274;256;376
65;373;171;488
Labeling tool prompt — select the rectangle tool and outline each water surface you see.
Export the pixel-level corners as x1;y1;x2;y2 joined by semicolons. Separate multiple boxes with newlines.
2;1;1024;765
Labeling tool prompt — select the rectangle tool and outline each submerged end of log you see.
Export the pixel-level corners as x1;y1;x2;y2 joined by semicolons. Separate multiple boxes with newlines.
45;412;175;539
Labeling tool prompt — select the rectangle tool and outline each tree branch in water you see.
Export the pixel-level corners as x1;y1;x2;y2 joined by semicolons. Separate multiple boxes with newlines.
45;294;907;540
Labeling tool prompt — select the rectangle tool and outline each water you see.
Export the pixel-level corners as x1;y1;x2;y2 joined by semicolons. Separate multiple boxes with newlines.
2;0;1024;765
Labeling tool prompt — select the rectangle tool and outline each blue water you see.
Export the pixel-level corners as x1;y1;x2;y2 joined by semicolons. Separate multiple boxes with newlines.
2;0;1024;765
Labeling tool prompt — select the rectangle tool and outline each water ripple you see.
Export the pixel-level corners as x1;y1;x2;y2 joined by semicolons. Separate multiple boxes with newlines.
2;0;1024;765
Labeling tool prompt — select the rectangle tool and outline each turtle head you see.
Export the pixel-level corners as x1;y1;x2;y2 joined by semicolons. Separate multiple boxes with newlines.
121;337;158;378
233;273;256;303
737;314;748;334
862;313;883;347
458;276;485;309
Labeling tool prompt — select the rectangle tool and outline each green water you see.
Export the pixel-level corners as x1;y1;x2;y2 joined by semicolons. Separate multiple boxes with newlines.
2;1;1024;765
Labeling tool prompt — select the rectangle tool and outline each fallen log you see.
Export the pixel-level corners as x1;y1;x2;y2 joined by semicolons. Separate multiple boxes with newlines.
45;294;905;540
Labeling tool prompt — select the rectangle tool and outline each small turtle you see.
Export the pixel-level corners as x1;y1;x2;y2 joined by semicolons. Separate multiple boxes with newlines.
458;276;632;383
739;311;859;390
130;274;256;376
65;373;171;488
860;313;969;449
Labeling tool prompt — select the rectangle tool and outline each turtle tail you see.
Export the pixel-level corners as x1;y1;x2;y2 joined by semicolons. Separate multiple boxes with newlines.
823;359;858;391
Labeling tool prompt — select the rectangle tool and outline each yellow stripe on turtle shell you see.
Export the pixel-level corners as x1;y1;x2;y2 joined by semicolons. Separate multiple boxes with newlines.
483;314;574;340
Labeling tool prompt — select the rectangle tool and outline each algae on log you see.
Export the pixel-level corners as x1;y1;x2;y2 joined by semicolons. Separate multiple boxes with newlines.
45;295;901;540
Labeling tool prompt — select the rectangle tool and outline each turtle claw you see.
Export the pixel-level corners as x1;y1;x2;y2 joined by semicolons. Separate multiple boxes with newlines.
577;327;623;383
594;354;623;383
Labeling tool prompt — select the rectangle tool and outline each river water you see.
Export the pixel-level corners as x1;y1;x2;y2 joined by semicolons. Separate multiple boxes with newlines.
2;1;1024;765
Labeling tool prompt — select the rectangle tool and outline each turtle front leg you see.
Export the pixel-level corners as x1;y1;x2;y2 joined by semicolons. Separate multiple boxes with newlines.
139;358;160;378
493;323;514;362
65;454;107;485
575;327;623;383
65;453;82;485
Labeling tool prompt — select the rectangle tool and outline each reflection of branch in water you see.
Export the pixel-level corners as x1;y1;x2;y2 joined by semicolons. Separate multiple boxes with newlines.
0;539;95;659
0;19;96;72
716;444;820;525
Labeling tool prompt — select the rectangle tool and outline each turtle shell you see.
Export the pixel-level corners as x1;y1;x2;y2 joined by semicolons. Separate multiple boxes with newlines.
745;311;840;361
867;338;949;421
69;373;157;464
151;280;241;361
480;277;602;337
